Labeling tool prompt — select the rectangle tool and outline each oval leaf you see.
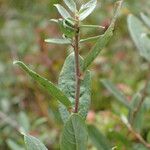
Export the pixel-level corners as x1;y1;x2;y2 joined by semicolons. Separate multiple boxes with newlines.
79;0;97;21
13;61;71;108
54;4;71;19
24;134;48;150
88;125;111;150
60;114;88;150
64;0;77;13
82;0;123;71
58;53;91;123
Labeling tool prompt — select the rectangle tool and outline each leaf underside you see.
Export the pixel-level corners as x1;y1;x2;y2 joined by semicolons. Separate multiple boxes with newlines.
24;134;48;150
58;53;91;123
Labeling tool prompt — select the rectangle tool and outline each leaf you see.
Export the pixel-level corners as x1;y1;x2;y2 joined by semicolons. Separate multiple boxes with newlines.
101;79;130;109
24;134;48;150
63;0;76;13
127;14;150;61
18;111;30;132
13;61;71;108
80;35;102;43
45;38;71;44
58;53;91;123
79;0;97;21
54;4;71;19
141;13;150;28
60;114;88;150
88;124;111;150
7;139;24;150
128;93;144;132
82;0;123;71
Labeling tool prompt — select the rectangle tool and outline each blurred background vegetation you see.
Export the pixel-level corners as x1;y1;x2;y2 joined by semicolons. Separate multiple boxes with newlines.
0;0;150;149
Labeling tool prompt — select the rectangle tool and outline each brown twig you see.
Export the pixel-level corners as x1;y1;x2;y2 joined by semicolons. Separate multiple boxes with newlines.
126;123;150;149
74;15;81;113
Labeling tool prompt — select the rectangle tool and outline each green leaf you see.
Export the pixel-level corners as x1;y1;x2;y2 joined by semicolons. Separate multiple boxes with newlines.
7;139;24;150
58;53;91;123
141;13;150;28
24;134;48;150
18;111;30;132
13;61;71;108
45;38;71;44
128;93;144;132
63;0;76;13
54;4;71;19
127;14;150;61
60;114;88;150
79;0;97;21
82;0;123;71
88;125;111;150
101;79;130;109
80;35;102;43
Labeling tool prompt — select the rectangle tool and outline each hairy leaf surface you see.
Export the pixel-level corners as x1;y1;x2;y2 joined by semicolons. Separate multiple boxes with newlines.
60;114;88;150
58;53;91;123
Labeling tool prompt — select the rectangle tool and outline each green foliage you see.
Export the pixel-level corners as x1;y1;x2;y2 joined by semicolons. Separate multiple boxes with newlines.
24;134;48;150
82;0;123;71
63;0;77;13
79;0;97;21
101;79;130;109
58;53;91;123
88;125;112;150
13;61;71;108
127;14;150;61
54;4;71;19
60;114;88;150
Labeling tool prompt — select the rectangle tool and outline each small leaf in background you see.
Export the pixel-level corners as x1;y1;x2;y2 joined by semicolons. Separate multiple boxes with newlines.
79;0;97;21
63;0;76;13
54;4;71;19
18;111;30;133
147;131;150;143
101;79;130;109
24;134;48;150
140;13;150;28
7;139;24;150
82;0;123;71
128;93;144;132
58;53;91;123
88;124;111;150
45;38;71;44
13;61;71;108
60;114;88;150
127;14;150;62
